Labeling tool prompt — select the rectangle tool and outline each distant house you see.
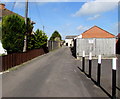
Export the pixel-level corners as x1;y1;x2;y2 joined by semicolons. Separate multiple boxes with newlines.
76;25;116;57
54;37;61;41
116;33;120;54
117;33;120;38
80;25;115;38
0;3;35;24
0;3;24;21
65;35;78;47
0;41;7;55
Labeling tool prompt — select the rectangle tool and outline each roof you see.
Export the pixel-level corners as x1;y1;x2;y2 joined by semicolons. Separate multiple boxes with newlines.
81;25;115;38
0;7;35;24
0;8;24;18
65;35;78;39
117;33;120;38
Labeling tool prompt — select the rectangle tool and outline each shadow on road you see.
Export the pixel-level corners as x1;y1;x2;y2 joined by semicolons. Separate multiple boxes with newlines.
43;46;49;53
77;66;112;99
70;47;76;58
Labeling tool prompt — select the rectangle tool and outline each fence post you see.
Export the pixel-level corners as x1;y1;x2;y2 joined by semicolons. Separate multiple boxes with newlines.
97;55;101;86
52;41;53;50
112;58;117;99
88;52;92;78
82;51;85;72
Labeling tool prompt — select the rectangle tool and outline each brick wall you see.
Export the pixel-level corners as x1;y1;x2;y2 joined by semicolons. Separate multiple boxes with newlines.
82;26;115;38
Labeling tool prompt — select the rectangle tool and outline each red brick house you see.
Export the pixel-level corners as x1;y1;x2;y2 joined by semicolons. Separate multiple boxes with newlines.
116;33;120;54
0;3;21;16
117;33;120;38
76;26;116;57
0;3;35;24
80;25;115;38
0;3;23;21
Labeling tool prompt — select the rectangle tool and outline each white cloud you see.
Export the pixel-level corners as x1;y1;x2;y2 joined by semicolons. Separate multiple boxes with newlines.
95;0;120;2
73;0;118;17
14;2;25;8
66;23;71;26
77;25;89;32
87;14;100;20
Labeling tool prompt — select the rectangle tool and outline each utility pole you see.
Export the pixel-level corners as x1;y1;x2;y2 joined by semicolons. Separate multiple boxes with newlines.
23;0;28;52
43;25;44;33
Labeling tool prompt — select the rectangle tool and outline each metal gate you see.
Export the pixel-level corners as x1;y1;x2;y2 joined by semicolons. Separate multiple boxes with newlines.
48;41;61;51
76;38;116;57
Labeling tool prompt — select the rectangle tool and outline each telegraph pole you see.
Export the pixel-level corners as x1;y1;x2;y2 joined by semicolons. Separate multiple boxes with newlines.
43;25;44;33
23;0;28;52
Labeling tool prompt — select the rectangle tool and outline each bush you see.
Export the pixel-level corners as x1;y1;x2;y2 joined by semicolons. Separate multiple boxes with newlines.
2;14;33;54
27;29;48;50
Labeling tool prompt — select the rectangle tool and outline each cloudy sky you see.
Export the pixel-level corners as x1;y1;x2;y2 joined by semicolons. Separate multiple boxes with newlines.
1;0;119;40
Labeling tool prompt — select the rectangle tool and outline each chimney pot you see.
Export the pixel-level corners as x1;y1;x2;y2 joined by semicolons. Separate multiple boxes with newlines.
0;3;5;9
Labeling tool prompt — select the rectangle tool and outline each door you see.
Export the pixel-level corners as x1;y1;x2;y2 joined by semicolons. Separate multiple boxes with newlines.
66;43;68;46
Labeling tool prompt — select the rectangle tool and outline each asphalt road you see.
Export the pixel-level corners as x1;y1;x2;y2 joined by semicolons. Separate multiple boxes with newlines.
78;53;120;98
3;46;108;97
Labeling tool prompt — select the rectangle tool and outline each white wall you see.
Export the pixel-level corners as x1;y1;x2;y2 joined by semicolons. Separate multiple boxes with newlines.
65;39;74;47
0;40;6;54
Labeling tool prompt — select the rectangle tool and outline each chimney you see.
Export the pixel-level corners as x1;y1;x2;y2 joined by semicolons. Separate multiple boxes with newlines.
0;3;5;9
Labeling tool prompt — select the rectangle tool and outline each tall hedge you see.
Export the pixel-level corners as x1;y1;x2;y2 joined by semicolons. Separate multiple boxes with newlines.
27;29;48;50
49;31;62;41
2;14;33;54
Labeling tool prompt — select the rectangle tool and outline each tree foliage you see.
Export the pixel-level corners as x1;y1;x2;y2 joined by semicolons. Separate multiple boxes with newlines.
26;18;34;34
2;14;48;54
27;29;48;50
49;31;62;41
0;22;2;40
2;14;33;54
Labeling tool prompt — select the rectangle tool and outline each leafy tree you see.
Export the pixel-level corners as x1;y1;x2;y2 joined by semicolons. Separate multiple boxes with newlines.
27;34;35;50
26;18;34;34
27;29;48;50
50;31;62;41
0;22;2;40
34;29;48;49
2;14;33;54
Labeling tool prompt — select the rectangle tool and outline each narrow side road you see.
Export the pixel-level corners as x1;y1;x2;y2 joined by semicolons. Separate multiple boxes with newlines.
3;47;107;97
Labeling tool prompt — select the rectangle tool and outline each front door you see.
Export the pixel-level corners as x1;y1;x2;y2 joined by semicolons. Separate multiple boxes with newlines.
66;43;68;46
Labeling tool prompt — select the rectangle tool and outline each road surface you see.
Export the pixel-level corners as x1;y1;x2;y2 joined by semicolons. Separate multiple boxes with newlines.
2;47;108;97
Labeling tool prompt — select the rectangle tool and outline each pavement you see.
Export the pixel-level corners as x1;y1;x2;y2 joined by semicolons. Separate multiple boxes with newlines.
2;46;109;97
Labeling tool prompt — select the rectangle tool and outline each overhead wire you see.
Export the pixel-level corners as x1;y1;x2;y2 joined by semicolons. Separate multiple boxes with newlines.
34;0;44;27
34;1;56;30
28;1;56;37
11;0;16;12
34;0;45;28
